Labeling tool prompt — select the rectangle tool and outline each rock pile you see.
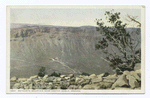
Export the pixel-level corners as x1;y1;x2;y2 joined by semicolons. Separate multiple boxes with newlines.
10;69;141;90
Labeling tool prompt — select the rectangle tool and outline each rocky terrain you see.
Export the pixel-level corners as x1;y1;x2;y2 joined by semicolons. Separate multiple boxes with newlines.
10;68;141;90
10;23;141;78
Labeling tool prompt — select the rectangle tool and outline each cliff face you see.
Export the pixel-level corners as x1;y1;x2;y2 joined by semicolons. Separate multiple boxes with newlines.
10;24;140;78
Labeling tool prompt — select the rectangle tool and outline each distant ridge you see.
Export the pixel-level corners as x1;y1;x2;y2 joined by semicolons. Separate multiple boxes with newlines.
10;23;97;29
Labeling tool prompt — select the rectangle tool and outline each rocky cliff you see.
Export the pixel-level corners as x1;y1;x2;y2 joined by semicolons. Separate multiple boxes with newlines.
10;24;141;78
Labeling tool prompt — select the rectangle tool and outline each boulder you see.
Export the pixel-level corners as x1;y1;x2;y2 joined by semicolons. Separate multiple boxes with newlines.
65;77;70;80
97;73;105;78
60;75;66;78
98;82;113;89
17;78;27;82
123;70;130;75
10;82;16;89
83;84;100;89
68;85;78;89
75;77;81;83
68;74;74;78
30;75;38;79
106;74;117;78
46;76;55;82
10;76;17;82
135;69;141;78
77;78;90;86
103;78;117;83
27;75;38;83
28;83;33;89
53;77;62;82
91;77;103;84
43;75;48;79
83;76;90;80
130;71;141;81
112;75;129;89
13;83;21;89
126;75;140;89
134;63;141;70
89;74;97;79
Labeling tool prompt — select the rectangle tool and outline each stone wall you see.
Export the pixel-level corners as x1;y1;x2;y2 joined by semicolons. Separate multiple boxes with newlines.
10;69;141;90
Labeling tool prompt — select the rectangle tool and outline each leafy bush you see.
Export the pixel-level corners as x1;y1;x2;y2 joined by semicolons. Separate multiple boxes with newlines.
38;67;46;77
50;72;61;77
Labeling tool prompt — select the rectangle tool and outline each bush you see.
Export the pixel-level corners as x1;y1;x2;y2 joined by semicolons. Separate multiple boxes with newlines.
38;67;46;77
102;72;109;77
50;72;61;77
80;72;90;76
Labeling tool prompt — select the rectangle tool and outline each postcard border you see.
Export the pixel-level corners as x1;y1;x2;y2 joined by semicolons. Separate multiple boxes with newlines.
6;5;145;94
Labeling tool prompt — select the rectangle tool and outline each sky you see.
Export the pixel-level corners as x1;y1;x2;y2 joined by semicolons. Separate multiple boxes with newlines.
10;8;141;27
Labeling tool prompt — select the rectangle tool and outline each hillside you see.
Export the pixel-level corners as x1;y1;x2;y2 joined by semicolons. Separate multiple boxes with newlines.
10;23;141;78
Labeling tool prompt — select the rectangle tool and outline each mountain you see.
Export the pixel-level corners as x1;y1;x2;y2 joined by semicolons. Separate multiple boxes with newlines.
10;23;141;78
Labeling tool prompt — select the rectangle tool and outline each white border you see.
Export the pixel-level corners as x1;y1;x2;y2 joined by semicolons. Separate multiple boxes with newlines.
6;5;145;94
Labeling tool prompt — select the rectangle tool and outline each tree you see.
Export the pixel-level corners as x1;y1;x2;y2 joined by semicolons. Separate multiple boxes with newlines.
95;10;141;75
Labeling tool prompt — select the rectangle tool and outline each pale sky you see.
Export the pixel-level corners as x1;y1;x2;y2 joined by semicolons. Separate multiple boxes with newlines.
10;8;141;27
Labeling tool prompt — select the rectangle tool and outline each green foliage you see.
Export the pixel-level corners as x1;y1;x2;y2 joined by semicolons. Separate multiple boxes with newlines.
95;10;141;74
50;72;61;77
38;67;45;77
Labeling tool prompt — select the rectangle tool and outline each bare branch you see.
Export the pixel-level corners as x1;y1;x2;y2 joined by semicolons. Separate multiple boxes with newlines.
127;14;141;27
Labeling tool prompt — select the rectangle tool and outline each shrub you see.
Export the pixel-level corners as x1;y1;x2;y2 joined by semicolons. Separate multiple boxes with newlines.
103;72;109;77
50;72;61;77
38;67;46;77
80;72;90;76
